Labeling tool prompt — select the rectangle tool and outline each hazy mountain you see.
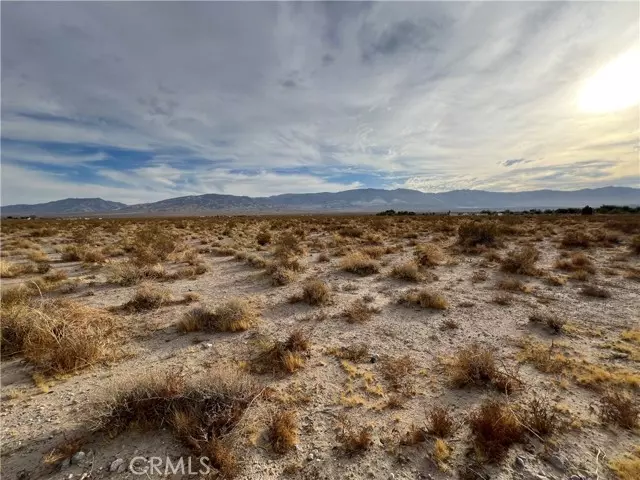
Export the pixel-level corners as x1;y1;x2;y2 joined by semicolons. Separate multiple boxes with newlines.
1;198;127;216
2;187;638;216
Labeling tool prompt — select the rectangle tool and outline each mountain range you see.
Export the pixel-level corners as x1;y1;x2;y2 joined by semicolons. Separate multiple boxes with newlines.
2;187;638;216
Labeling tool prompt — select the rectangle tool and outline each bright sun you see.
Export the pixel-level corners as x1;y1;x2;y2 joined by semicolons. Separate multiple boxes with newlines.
578;47;640;113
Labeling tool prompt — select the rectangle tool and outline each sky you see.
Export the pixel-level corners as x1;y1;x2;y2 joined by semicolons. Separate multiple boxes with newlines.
1;1;639;205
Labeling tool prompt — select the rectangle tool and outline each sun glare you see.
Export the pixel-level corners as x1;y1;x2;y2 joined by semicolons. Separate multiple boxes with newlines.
578;47;640;113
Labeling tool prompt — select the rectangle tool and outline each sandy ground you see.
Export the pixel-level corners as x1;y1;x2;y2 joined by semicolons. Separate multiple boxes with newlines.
1;218;639;480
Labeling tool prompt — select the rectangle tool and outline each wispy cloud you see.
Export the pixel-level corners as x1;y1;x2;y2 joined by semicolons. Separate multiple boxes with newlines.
1;2;638;204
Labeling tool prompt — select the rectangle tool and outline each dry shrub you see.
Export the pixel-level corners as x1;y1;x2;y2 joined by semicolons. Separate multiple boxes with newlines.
254;330;310;374
1;299;119;374
269;265;297;286
123;284;171;311
181;299;259;332
554;252;595;274
468;398;525;462
60;245;82;262
97;368;261;478
523;397;558;436
338;226;364;238
492;292;513;305
500;246;540;275
297;279;331;306
414;244;445;266
457;221;500;250
390;261;421;282
446;344;520;393
273;232;305;260
581;285;611;298
361;246;385;260
496;277;529;293
343;299;379;323
400;288;448;310
630;235;640;255
561;230;590;248
599;392;638;429
340;253;380;276
317;252;330;263
269;410;298;454
380;355;415;395
427;406;457;438
131;225;177;265
331;344;369;362
337;419;372;455
529;312;565;334
256;230;272;246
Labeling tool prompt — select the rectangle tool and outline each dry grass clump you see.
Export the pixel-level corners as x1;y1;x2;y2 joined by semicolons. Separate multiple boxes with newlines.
268;410;298;454
457;221;500;250
389;261;421;282
529;312;565;334
426;406;457;438
340;252;380;276
609;448;640;480
561;230;590;248
183;299;260;332
581;285;611;298
361;246;385;260
400;288;448;310
0;260;36;278
253;330;310;374
27;250;49;263
1;299;119;374
380;355;416;395
500;246;540;275
123;283;171;311
414;244;445;266
599;391;638;429
343;299;380;323
96;368;261;478
292;279;331;306
517;339;568;374
446;344;520;393
330;344;370;362
468;398;525;462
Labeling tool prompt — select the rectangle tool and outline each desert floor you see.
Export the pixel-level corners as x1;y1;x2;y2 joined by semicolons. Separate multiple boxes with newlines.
1;214;638;480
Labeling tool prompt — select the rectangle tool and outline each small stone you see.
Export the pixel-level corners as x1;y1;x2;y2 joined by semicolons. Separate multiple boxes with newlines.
370;354;379;364
109;458;125;473
71;451;85;465
514;456;526;469
569;476;585;480
389;474;396;480
307;453;314;461
202;343;213;349
61;458;71;469
548;454;566;471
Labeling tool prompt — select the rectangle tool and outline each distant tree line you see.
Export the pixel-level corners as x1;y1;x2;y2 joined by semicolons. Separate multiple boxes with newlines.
377;205;639;216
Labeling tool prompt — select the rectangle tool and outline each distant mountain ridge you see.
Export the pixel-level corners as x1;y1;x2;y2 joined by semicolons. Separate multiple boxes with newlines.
2;187;639;216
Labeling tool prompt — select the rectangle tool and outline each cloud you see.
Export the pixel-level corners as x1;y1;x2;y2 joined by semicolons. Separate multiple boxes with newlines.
1;2;639;204
501;158;534;167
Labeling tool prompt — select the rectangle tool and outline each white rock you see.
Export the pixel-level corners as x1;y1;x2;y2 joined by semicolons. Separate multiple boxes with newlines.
109;458;125;472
